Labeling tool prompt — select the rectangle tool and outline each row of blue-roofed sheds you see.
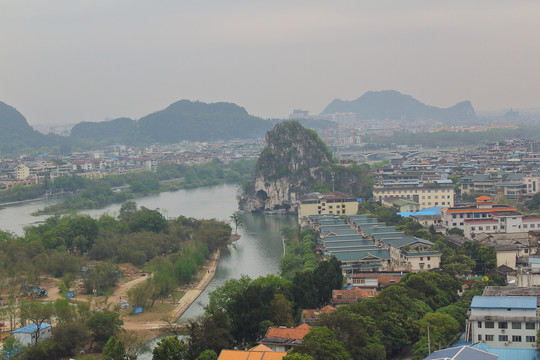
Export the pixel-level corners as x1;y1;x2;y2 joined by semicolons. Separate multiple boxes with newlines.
306;214;442;285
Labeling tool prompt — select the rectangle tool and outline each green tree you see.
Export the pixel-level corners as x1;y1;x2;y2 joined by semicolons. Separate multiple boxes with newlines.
207;275;252;315
196;350;218;360
152;336;188;360
290;327;352;360
51;321;89;358
0;337;23;360
283;354;315;360
103;336;127;360
270;293;294;327
119;201;138;220
86;309;124;349
447;227;464;236
187;310;232;359
229;211;243;234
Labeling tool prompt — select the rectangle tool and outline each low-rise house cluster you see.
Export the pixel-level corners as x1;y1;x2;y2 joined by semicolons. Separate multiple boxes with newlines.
305;213;441;275
0;139;262;193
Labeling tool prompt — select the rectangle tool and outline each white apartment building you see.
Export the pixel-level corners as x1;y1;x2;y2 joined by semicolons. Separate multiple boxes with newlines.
373;180;454;209
469;296;538;349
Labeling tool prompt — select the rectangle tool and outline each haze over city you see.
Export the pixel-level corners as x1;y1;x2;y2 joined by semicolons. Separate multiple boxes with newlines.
1;0;539;125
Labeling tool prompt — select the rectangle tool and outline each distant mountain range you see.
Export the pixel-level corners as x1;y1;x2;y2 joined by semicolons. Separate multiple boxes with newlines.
0;101;64;154
321;90;476;123
71;100;273;144
0;91;479;155
0;100;275;154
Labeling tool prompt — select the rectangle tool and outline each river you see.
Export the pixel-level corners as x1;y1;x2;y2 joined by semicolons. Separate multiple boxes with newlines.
0;183;296;354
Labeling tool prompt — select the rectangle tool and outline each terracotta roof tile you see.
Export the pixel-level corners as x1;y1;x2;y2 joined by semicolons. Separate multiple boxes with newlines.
265;324;312;340
333;288;378;303
218;345;287;360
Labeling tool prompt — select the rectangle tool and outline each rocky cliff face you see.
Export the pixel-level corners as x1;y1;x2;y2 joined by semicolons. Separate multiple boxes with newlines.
239;121;335;213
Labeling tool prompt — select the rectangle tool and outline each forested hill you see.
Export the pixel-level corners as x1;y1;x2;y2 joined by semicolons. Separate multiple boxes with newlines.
240;120;373;213
71;100;274;145
0;101;64;154
322;90;476;123
70;117;137;146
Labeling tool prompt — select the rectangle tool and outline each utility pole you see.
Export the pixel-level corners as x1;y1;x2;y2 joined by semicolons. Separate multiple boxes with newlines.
427;326;431;355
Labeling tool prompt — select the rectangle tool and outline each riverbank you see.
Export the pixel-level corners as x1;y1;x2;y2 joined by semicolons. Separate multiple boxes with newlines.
121;248;222;332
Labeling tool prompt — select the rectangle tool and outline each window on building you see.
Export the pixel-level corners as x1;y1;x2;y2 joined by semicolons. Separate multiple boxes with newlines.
498;322;508;329
419;263;425;269
512;322;522;329
526;322;536;330
479;226;483;230
471;227;476;231
486;226;490;230
478;334;482;341
526;336;536;342
512;335;522;342
485;335;494;341
427;264;431;269
478;321;482;328
427;256;431;260
420;257;423;261
499;335;508;342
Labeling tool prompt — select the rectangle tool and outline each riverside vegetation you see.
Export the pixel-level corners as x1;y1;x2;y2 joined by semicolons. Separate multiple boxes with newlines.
0;201;232;359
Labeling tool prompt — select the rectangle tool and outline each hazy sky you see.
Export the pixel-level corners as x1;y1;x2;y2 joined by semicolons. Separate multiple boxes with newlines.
1;0;539;125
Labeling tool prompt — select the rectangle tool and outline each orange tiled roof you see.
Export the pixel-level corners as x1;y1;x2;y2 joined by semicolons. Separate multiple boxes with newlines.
218;345;287;360
302;305;337;319
333;288;378;301
475;196;493;201
265;324;312;340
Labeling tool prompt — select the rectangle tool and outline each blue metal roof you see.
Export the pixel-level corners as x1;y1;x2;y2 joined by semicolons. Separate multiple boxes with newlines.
471;296;536;309
398;206;443;218
471;342;538;360
425;345;498;360
11;323;51;334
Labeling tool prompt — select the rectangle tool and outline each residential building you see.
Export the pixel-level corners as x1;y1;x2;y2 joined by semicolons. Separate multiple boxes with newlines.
441;196;517;235
297;192;358;223
373;180;454;209
424;344;498;360
10;323;52;347
260;324;311;352
301;305;336;325
468;296;539;349
14;163;30;180
217;344;286;360
332;287;378;306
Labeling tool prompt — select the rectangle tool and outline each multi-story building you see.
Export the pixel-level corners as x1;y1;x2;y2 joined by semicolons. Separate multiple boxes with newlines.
442;196;540;240
441;196;516;233
461;171;540;199
372;180;454;209
469;295;539;349
14;163;30;180
297;192;358;222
